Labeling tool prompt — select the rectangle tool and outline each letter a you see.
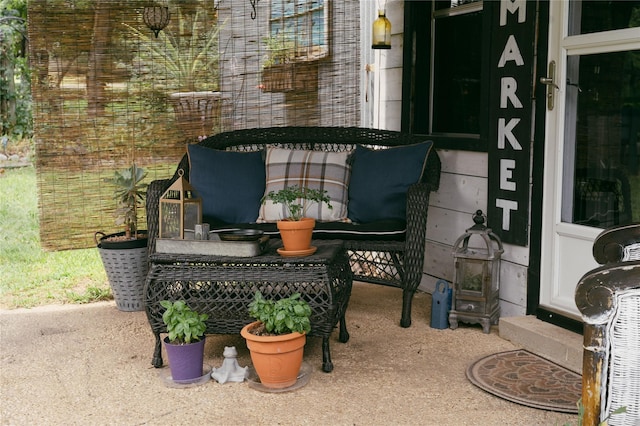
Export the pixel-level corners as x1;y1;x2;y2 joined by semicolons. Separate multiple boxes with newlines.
498;35;524;67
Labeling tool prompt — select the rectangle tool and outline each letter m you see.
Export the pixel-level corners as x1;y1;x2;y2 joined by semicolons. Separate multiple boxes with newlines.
500;0;526;26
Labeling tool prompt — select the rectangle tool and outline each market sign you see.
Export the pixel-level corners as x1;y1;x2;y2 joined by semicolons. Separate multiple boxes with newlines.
487;0;537;247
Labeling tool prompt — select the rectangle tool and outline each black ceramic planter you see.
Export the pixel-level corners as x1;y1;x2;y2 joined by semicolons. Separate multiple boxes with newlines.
95;230;148;249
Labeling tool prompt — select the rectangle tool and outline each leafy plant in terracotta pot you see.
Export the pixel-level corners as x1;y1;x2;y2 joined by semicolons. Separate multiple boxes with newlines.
262;35;296;69
125;8;224;137
261;184;331;253
160;300;209;381
240;291;312;389
259;35;296;92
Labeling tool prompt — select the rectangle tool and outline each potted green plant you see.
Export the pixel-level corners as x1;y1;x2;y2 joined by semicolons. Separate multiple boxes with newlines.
262;35;296;69
259;34;319;92
260;35;296;92
160;300;209;382
240;291;312;389
261;184;331;254
124;9;223;137
95;163;149;312
108;163;148;240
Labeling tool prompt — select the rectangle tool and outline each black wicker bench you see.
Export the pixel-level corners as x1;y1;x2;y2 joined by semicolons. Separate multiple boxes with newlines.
146;127;441;327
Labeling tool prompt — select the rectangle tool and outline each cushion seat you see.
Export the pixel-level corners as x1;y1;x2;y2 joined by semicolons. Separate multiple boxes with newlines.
205;218;407;242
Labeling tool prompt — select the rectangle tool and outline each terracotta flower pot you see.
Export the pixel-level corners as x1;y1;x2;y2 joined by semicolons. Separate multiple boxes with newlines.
277;217;315;251
241;321;306;389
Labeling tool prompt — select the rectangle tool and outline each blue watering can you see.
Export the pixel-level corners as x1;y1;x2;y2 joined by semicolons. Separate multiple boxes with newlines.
430;279;452;329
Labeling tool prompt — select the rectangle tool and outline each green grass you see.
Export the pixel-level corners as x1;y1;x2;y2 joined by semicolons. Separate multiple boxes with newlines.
0;166;112;308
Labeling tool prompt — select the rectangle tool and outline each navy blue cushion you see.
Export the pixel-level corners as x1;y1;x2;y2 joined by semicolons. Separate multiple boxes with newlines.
188;145;265;224
348;141;433;223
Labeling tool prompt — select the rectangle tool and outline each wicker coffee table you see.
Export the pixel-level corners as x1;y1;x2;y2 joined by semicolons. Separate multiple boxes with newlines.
144;239;353;373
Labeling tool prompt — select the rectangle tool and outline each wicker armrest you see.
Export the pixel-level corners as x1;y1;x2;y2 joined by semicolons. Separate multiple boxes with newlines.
403;182;431;290
577;222;640;425
575;260;640;425
575;259;640;321
146;178;173;254
401;139;440;292
422;145;441;191
592;223;640;264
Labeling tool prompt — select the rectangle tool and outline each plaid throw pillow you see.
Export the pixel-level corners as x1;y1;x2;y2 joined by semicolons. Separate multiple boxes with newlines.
258;146;352;223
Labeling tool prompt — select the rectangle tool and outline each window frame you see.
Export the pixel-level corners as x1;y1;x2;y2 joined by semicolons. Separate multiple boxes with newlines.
268;0;329;62
403;0;491;152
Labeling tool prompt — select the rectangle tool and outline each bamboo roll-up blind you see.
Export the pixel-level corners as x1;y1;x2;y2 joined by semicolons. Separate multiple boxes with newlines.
28;0;361;250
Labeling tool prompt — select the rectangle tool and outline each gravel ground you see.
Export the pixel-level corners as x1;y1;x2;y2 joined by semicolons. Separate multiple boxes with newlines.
0;283;576;426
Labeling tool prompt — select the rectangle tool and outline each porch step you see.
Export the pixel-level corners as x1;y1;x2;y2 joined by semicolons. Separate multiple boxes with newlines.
499;315;583;374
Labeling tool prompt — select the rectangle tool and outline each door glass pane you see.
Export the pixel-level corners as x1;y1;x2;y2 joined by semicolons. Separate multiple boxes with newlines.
568;0;640;36
562;50;640;228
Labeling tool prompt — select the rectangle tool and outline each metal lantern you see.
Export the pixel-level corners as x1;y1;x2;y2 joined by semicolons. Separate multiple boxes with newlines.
449;210;503;334
159;170;202;240
143;5;170;38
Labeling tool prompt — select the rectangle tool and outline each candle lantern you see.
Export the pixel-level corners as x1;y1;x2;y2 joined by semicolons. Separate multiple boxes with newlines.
371;9;391;49
449;210;503;334
143;5;170;38
159;170;202;240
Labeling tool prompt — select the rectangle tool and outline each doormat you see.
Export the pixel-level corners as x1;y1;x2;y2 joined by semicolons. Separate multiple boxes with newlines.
466;349;582;413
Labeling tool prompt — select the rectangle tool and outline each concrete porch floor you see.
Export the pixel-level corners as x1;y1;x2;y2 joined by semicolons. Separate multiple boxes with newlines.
0;282;579;425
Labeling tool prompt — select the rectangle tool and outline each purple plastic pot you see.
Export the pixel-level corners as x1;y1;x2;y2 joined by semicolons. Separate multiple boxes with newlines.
163;336;206;381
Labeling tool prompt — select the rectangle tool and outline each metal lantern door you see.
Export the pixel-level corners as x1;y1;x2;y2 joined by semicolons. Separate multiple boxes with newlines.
158;170;202;240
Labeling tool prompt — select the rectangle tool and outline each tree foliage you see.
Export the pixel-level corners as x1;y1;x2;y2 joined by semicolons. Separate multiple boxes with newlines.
0;0;31;142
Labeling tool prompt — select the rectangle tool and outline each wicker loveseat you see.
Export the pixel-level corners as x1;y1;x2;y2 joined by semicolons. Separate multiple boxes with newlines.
146;126;441;327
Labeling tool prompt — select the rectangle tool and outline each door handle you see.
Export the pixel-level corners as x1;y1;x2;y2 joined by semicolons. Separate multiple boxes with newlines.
539;61;557;110
540;77;558;88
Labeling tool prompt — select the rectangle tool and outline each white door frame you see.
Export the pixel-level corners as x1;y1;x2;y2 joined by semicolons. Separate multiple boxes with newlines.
539;1;640;318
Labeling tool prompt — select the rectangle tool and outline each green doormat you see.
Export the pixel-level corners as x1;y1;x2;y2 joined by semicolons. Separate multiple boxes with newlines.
466;349;582;413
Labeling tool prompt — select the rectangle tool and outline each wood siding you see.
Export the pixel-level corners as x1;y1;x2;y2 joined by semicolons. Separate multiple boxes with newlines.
419;151;529;317
375;2;530;317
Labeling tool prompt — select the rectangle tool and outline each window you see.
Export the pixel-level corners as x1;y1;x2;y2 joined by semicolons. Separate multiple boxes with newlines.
432;2;483;135
269;0;328;61
406;0;487;151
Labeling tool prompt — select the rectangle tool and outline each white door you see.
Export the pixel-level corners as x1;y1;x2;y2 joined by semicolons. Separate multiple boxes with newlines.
540;1;640;319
